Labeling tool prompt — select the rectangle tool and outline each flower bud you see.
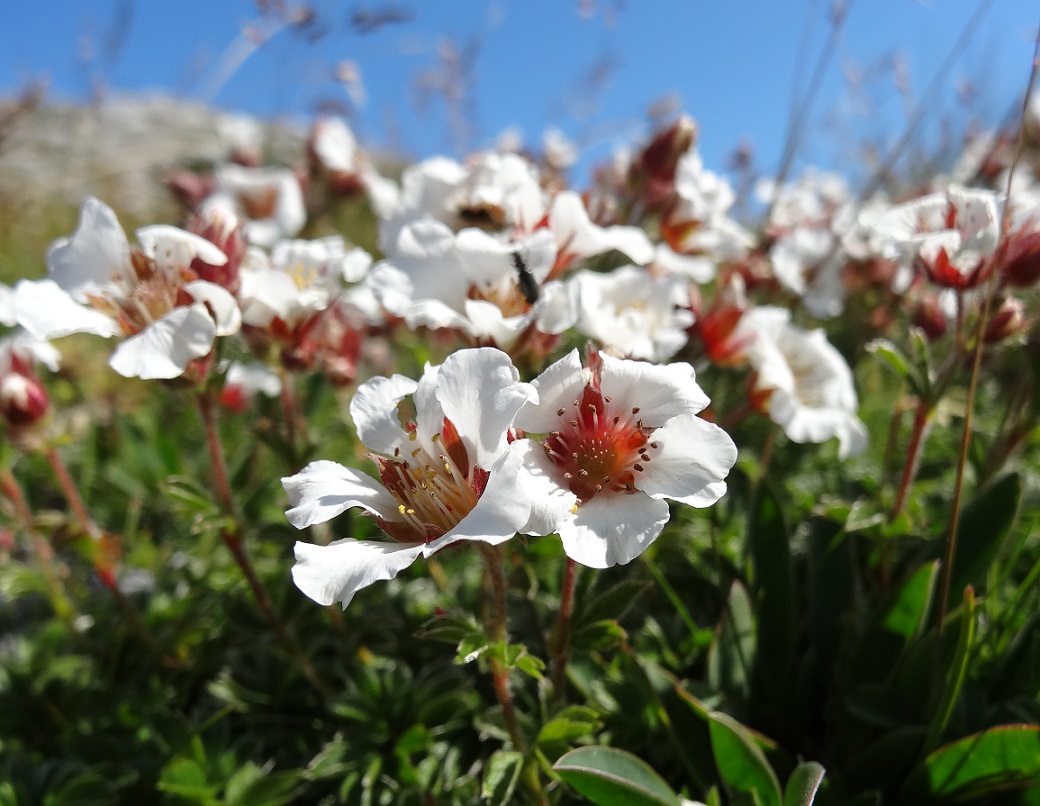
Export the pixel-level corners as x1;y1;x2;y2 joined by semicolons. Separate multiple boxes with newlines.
997;227;1040;288
0;369;49;428
911;296;948;341
984;296;1026;343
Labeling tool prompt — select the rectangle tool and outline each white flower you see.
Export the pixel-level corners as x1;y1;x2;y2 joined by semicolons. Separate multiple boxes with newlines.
448;151;547;233
542;127;578;169
674;150;735;222
770;226;847;318
14;197;239;380
311;117;359;175
872;184;1000;289
549;191;654;268
515;350;737;568
569;266;694;362
208;165;306;247
283;347;537;608
370;220;563;349
0;283;15;327
737;307;867;458
238;236;356;329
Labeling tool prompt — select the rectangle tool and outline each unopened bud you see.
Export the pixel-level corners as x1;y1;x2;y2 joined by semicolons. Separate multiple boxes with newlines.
912;296;948;341
997;227;1040;289
984;296;1026;343
639;115;697;182
0;371;49;428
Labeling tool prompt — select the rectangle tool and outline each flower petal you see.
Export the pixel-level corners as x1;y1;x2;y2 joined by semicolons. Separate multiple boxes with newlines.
0;284;15;327
514;440;578;536
435;347;535;468
108;304;216;379
136;225;228;270
558;493;669;568
598;352;710;422
349;374;419;455
45;197;131;295
424;444;532;555
184;280;241;336
638;415;737;506
283;460;401;528
514;349;586;434
292;538;424;609
14;279;120;339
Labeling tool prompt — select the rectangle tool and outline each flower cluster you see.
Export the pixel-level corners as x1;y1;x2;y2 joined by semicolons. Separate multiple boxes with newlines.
284;346;736;606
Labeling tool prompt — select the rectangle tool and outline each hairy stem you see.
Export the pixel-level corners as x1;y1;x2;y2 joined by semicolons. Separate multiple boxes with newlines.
0;466;76;630
550;557;578;703
932;25;1040;693
478;543;547;805
196;389;331;701
889;397;933;524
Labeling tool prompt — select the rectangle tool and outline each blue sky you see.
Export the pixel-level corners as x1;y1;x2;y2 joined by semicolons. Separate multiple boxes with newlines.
1;1;1036;185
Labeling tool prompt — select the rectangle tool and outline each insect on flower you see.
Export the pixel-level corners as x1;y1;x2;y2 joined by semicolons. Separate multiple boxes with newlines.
512;251;540;304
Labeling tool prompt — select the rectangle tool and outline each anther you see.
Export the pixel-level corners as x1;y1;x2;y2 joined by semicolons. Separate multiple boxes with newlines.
578;469;588;477
649;441;658;449
569;420;579;427
632;406;640;414
612;416;620;424
634;464;644;472
557;407;566;416
604;396;611;403
393;447;401;456
564;472;573;479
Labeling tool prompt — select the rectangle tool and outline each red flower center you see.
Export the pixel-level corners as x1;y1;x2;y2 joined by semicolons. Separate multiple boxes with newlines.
541;384;656;502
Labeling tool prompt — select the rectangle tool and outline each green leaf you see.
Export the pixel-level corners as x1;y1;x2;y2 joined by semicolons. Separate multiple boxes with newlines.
481;750;523;805
903;724;1040;802
946;473;1021;600
748;484;794;696
157;757;218;804
867;339;925;396
852;561;938;686
553;746;681;806
783;762;825;806
571;619;628;651
537;712;600;745
924;586;975;751
707;581;756;699
843;726;926;794
708;711;782;806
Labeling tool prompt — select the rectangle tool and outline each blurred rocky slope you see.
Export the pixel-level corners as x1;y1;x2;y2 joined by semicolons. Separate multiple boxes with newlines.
0;95;304;279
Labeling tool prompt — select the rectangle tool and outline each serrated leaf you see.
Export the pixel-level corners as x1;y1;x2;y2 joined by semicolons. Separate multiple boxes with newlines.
708;711;782;806
783;762;825;806
553;746;681;806
481;750;523;804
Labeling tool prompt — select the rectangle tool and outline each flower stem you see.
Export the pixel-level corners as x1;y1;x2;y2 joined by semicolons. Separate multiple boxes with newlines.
550;556;577;704
41;445;156;645
0;466;77;631
931;26;1040;702
195;389;331;701
278;366;308;464
889;397;933;524
478;543;548;805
